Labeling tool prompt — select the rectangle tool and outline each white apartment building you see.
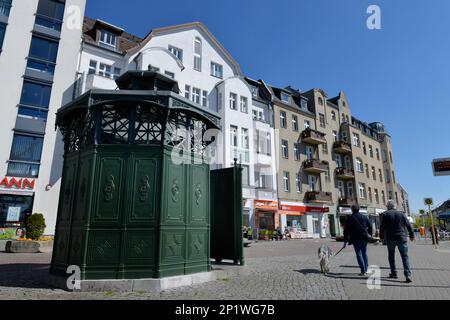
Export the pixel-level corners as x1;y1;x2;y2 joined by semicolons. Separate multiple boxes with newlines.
74;18;279;230
0;0;86;235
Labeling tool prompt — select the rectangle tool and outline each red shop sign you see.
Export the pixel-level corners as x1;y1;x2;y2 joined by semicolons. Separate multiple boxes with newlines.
0;177;35;190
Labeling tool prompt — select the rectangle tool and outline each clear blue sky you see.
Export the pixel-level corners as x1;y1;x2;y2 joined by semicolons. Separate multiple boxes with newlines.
86;0;450;213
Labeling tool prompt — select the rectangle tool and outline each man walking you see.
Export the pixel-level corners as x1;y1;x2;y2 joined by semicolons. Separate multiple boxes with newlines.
344;204;373;277
380;200;415;283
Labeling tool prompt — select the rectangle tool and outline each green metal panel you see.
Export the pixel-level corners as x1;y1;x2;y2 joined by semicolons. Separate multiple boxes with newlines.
210;165;244;265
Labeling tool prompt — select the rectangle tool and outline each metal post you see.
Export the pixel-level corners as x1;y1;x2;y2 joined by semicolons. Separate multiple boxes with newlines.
429;205;438;249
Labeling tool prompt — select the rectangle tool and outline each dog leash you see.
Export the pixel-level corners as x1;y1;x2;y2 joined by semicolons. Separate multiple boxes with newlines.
334;245;348;257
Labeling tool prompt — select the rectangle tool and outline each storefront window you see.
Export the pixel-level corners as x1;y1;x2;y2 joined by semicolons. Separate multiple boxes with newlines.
287;215;307;231
0;195;34;228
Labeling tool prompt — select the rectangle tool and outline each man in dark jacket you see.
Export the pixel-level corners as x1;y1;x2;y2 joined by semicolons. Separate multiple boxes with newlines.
380;200;414;283
344;204;373;276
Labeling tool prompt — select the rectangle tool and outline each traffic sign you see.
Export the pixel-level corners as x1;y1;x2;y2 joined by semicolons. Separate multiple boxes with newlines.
424;198;433;206
432;158;450;176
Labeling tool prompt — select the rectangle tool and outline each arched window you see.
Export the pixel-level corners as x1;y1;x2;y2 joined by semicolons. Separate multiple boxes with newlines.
193;37;202;71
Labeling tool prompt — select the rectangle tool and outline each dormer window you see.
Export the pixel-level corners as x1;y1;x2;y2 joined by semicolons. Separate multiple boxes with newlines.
280;92;290;104
318;97;324;106
168;45;183;61
99;30;117;48
250;86;258;97
300;99;308;110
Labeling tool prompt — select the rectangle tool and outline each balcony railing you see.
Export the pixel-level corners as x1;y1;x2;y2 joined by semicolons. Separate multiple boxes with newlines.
300;128;326;145
335;167;355;180
306;191;333;203
0;1;12;17
35;14;63;32
333;140;352;154
303;159;329;174
338;197;357;206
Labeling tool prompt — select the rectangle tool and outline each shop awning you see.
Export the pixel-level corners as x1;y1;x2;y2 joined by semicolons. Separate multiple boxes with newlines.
278;210;305;216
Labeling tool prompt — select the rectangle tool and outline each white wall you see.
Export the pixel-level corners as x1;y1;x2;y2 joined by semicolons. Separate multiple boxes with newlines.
32;0;87;234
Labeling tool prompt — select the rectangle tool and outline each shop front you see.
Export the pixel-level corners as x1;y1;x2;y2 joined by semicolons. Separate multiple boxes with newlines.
0;176;35;238
254;199;279;231
337;205;368;237
279;202;329;239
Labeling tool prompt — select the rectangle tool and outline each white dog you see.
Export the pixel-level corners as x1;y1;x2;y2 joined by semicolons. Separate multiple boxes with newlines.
318;245;334;274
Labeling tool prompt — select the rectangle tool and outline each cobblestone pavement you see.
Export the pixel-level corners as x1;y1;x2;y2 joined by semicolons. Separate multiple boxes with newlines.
0;239;449;300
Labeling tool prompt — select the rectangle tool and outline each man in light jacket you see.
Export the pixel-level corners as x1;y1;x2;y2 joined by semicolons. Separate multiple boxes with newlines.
380;200;415;283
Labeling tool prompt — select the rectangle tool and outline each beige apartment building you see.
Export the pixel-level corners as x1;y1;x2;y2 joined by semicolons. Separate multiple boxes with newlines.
272;86;403;238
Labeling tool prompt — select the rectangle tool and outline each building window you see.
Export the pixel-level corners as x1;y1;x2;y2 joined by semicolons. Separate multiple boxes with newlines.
241;128;249;150
210;62;223;78
365;164;369;178
381;190;386;204
304;120;310;129
331;111;336;121
319;113;326;128
332;131;337;142
300;99;308;110
355;158;364;172
293;143;300;161
388;191;393;201
0;23;6;51
230;125;238;147
325;168;331;182
99;30;117;48
346;181;354;198
35;0;65;31
281;139;289;159
184;85;191;99
352;133;360;147
164;71;175;79
368;187;373;202
378;169;383;182
113;67;121;80
18;80;52;120
374;189;379;204
98;63;111;78
193;37;202;71
359;183;367;199
240;96;248;113
385;168;391;183
202;90;208;107
341;131;348;142
296;173;302;193
192;87;201;104
280;111;286;128
0;0;12;17
369;145;374;158
280;92;290;104
168;45;183;61
88;60;97;74
242;165;249;186
371;166;376;181
362;142;367;155
292;115;298;131
283;172;290;192
7;134;44;178
229;92;237;110
27;36;59;75
389;151;393;163
322;142;328;155
392;171;396;184
395;192;399;205
376;148;380;160
307;175;316;192
250;85;258;97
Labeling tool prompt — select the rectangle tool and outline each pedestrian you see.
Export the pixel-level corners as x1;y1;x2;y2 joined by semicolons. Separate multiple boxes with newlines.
343;204;373;277
380;200;414;283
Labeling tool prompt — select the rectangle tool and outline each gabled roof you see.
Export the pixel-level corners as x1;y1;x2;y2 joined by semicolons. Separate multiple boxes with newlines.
127;21;243;77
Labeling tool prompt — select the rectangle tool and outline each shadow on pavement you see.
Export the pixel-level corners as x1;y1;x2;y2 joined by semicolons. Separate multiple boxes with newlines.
0;263;55;290
294;269;322;275
324;272;368;280
339;265;450;272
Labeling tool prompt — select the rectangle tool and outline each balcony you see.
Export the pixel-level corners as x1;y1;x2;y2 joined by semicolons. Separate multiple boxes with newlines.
306;191;333;203
335;167;354;180
333;140;352;154
300;128;326;145
303;159;329;174
338;197;357;206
